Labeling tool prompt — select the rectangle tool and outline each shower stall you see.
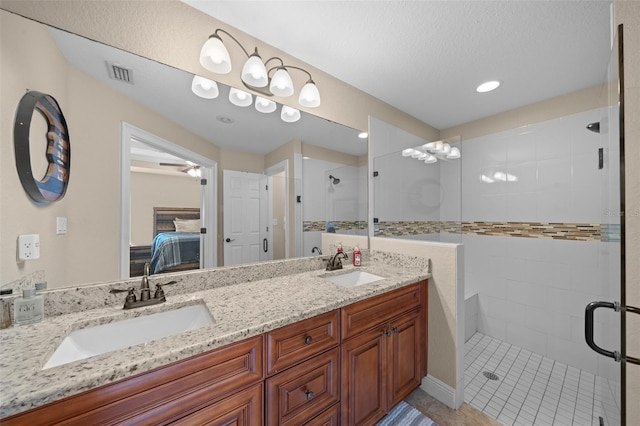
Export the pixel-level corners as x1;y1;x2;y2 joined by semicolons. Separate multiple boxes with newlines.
371;80;622;425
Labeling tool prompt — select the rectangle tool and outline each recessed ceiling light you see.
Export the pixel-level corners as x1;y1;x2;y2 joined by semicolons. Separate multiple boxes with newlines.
358;132;368;139
476;80;501;93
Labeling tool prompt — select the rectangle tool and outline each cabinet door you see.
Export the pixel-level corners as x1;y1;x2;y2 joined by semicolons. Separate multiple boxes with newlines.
341;327;388;426
388;309;422;407
171;382;263;425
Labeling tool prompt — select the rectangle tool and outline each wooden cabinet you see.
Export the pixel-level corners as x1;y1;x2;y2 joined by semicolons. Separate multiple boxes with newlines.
265;310;340;425
171;382;263;426
340;281;427;426
1;335;264;426
266;310;340;376
2;279;427;426
266;348;340;425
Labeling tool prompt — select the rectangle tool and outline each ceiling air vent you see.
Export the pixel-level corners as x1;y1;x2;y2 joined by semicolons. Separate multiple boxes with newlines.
106;61;134;84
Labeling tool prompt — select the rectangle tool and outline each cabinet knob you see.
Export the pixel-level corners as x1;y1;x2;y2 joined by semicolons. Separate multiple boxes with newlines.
383;330;391;337
391;326;399;333
305;389;314;400
304;335;313;344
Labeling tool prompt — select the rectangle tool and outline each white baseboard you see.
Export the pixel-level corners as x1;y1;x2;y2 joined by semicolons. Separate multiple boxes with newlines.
420;374;464;410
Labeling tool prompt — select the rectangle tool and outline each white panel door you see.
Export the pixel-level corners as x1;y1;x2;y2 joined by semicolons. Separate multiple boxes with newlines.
223;170;263;266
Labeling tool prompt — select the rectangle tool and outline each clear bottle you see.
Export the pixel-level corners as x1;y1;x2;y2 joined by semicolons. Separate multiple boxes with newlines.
13;288;44;325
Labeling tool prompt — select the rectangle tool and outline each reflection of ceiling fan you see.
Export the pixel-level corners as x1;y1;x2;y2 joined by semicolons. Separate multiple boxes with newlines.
158;160;201;177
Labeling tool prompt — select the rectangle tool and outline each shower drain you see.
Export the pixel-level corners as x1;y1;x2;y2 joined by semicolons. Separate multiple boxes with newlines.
483;371;500;381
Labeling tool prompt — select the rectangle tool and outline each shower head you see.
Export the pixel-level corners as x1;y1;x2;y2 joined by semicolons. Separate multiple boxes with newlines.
329;175;340;185
586;122;600;133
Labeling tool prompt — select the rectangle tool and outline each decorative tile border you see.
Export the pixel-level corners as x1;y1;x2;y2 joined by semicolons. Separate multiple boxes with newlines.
374;220;617;242
303;220;368;232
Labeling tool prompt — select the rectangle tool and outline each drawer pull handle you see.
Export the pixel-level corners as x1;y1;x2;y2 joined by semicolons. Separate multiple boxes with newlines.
392;326;399;333
305;389;314;400
304;335;313;344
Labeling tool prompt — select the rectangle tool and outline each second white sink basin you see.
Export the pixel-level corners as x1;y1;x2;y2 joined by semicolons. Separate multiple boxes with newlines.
324;270;384;287
43;303;213;369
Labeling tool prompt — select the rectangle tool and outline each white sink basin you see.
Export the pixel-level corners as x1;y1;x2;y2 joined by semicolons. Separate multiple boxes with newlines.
43;304;213;369
324;270;384;287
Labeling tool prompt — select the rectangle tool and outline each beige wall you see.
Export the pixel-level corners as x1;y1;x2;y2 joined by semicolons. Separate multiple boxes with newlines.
369;237;463;408
0;11;219;288
130;170;201;246
615;2;640;423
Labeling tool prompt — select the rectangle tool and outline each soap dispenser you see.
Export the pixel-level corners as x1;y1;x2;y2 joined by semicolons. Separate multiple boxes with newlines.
353;245;362;266
13;288;44;325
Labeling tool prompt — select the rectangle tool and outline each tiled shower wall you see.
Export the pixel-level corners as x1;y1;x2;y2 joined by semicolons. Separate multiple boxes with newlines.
302;159;367;255
373;108;620;381
462;108;620;381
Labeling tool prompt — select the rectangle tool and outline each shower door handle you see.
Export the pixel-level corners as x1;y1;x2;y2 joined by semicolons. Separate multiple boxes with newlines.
584;301;621;362
584;301;640;365
263;238;268;253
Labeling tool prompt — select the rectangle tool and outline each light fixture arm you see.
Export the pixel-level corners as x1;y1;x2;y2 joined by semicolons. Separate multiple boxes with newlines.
210;28;252;58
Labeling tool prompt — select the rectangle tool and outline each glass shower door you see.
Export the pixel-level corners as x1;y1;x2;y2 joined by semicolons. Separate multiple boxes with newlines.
584;26;624;426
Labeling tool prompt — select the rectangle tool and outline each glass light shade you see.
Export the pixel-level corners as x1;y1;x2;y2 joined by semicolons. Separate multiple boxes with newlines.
298;81;321;107
191;75;219;99
229;87;253;107
423;142;438;150
358;132;368;139
433;141;444;153
269;68;294;97
241;54;268;87
424;154;438;164
416;152;427;160
411;151;423;158
187;167;201;178
281;105;301;123
200;36;231;74
441;143;451;154
255;96;276;113
481;174;495;183
446;147;461;159
402;148;415;157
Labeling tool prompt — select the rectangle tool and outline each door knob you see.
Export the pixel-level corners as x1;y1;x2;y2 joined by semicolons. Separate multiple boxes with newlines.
225;238;235;243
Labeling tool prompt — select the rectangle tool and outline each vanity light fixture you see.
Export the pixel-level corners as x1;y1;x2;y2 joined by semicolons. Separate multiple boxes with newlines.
255;96;277;113
229;87;253;107
199;29;321;109
191;75;219;99
281;105;301;123
476;80;501;93
401;140;462;164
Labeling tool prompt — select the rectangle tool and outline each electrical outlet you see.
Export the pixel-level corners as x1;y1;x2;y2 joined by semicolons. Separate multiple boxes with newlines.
18;234;40;260
56;217;67;235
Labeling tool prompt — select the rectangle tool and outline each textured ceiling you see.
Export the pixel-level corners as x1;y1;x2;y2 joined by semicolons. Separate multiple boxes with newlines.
182;0;613;130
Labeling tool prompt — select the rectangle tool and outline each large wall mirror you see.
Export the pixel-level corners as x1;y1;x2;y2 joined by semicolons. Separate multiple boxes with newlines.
0;11;367;290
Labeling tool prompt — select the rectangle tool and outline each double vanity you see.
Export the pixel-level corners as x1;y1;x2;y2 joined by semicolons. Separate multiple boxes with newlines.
0;251;429;425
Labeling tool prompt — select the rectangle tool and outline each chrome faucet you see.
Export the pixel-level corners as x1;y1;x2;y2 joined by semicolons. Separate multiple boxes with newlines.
326;251;348;271
110;263;177;309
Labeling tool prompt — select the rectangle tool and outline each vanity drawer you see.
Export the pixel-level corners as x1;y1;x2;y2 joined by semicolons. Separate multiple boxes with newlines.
266;310;339;376
304;402;339;426
265;347;340;426
341;282;423;341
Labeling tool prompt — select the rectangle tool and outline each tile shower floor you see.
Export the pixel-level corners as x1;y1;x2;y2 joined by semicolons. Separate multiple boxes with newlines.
464;332;620;426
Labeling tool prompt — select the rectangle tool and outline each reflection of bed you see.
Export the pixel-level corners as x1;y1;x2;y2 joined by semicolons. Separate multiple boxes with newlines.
149;207;201;274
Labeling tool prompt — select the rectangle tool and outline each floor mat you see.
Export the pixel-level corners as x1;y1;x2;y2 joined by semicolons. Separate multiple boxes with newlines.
376;401;439;426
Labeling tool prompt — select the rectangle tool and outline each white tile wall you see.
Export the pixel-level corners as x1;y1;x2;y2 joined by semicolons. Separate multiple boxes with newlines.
462;109;621;380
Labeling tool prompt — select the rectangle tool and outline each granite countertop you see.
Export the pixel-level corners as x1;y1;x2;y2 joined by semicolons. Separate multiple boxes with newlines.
0;255;429;418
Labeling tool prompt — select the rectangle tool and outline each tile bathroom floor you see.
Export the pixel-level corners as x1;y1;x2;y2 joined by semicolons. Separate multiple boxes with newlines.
464;332;620;426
